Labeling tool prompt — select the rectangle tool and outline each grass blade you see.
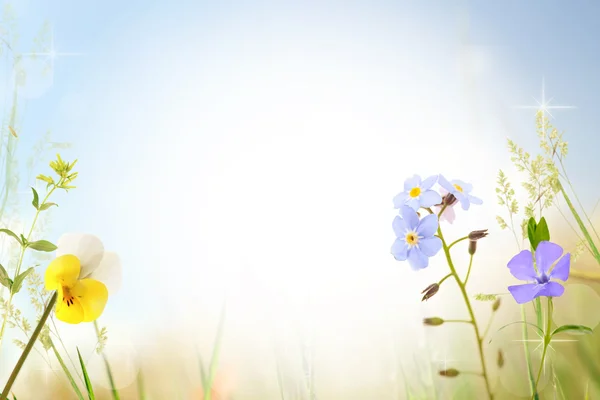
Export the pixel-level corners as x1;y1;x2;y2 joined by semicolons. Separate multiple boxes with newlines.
76;347;95;400
197;350;208;388
93;321;120;400
51;343;85;400
559;182;600;264
204;299;227;400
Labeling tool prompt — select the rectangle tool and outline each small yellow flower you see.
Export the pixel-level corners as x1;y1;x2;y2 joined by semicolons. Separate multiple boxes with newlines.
44;234;121;324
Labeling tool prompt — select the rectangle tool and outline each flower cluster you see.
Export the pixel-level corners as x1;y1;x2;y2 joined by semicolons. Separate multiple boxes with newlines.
391;174;483;270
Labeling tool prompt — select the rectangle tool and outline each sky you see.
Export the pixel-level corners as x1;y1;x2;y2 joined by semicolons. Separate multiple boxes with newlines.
1;0;600;396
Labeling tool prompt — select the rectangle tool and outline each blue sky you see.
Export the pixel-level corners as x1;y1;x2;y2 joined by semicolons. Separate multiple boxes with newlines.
3;0;600;368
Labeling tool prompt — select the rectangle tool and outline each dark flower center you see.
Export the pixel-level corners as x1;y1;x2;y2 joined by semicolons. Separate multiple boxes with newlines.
535;273;549;284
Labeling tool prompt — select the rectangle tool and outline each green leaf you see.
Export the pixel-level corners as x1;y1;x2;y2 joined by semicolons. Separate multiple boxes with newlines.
31;187;39;209
27;240;57;252
77;347;96;400
39;202;58;211
0;264;12;289
533;217;550;248
11;267;34;295
0;229;22;246
527;217;537;249
551;324;593;337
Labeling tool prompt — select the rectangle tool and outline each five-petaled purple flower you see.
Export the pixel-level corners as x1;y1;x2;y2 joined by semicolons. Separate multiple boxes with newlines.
393;175;442;212
391;206;443;270
507;241;571;304
437;175;483;211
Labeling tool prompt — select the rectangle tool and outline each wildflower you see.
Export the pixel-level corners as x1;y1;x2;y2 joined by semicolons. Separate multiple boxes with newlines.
44;234;122;324
507;241;570;304
437;175;483;211
393;175;442;212
391;206;442;270
468;229;488;255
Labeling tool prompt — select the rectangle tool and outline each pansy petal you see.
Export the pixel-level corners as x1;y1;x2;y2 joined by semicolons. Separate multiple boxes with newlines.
392;215;408;237
452;180;473;193
392;192;409;209
418;237;442;257
549;253;570;282
44;255;81;291
55;295;84;324
536;281;565;298
56;233;104;279
437;175;454;193
507;250;537;281
416;214;439;237
88;252;123;295
404;175;422;192
419;190;443;208
391;238;408;261
535;241;564;275
508;283;542;304
406;198;420;212
71;278;109;322
467;194;483;205
407;247;429;270
400;206;419;230
421;175;438;190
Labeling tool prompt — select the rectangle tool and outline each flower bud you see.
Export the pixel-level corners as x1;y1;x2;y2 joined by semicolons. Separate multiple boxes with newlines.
423;317;444;326
469;229;489;241
492;298;501;312
421;283;439;302
468;240;477;255
442;193;458;206
439;368;460;377
497;349;504;368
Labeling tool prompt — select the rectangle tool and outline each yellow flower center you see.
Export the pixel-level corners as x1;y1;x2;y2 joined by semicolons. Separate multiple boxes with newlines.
453;184;463;193
405;232;419;246
409;187;421;198
62;286;77;307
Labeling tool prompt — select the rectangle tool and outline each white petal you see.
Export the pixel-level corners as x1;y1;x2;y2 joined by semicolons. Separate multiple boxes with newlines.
88;251;122;295
57;233;105;278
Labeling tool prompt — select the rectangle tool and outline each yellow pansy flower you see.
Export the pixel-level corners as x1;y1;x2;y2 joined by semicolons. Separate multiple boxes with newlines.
44;233;122;324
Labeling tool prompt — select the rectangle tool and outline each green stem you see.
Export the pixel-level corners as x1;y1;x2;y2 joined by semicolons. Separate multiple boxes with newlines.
532;298;553;400
448;236;469;251
93;321;120;400
437;226;493;400
0;291;57;400
464;254;474;286
0;185;58;348
51;341;85;400
438;273;452;286
481;312;497;341
445;319;473;324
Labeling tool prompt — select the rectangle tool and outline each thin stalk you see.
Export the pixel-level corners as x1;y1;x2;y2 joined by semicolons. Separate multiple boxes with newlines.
464;254;474;286
0;185;58;347
448;236;469;251
0;291;57;399
444;320;473;324
436;226;493;399
438;273;452;286
531;298;553;400
93;321;120;400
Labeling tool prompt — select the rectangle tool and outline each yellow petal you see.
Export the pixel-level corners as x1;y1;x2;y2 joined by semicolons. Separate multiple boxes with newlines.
55;294;84;324
44;255;81;291
71;279;108;322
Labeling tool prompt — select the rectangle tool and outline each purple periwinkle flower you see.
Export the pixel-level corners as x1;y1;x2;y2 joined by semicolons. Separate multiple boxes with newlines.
391;206;442;270
393;175;442;212
437;175;483;211
507;241;571;304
